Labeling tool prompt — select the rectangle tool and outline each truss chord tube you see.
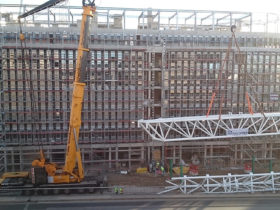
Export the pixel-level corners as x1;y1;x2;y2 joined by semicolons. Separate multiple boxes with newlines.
138;112;280;142
160;172;280;194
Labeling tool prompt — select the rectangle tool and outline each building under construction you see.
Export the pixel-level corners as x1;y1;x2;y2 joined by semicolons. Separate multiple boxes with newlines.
1;3;280;173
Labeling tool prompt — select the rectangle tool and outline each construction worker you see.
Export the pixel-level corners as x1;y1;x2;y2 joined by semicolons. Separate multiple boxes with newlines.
156;161;160;169
155;161;160;175
114;186;118;194
119;187;123;194
161;165;165;176
149;162;153;173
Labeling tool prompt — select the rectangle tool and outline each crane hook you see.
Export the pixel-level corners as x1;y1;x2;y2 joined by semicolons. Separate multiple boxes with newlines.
231;25;236;33
82;0;95;7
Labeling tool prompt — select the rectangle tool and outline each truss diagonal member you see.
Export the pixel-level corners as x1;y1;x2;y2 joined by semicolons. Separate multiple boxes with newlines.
161;122;189;139
161;172;280;195
162;122;173;139
184;121;191;136
191;121;197;136
272;118;279;133
210;120;226;131
173;122;192;138
229;118;234;129
240;117;249;129
258;117;270;134
197;121;213;136
188;120;212;137
158;123;164;138
139;122;164;141
261;118;280;134
138;112;280;142
207;120;214;135
248;117;263;133
218;119;231;130
238;118;244;129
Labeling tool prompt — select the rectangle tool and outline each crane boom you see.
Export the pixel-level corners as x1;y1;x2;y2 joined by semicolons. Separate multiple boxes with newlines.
18;0;65;19
17;0;96;184
63;1;95;181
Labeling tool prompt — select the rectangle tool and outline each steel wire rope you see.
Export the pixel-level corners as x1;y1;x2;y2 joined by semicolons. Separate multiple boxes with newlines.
206;25;263;120
206;30;233;119
232;30;265;117
18;19;44;153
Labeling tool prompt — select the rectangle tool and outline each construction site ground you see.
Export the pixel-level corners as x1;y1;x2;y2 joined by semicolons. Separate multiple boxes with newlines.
106;165;278;188
107;172;167;186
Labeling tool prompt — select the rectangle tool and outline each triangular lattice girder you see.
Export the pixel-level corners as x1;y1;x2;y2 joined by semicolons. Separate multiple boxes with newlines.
138;112;280;142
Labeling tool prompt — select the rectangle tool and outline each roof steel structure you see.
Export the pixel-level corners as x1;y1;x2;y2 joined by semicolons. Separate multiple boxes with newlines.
138;112;280;142
0;3;253;31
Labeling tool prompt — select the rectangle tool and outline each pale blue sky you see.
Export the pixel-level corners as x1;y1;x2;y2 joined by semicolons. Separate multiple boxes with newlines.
0;0;280;13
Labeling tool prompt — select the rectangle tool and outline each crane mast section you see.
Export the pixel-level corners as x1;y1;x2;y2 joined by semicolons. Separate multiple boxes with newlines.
63;6;94;181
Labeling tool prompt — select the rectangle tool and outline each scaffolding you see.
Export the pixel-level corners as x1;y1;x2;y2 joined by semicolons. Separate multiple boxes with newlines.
1;4;280;173
0;4;254;31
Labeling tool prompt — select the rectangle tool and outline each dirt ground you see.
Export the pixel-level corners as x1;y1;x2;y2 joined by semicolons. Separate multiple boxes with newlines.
106;166;274;187
107;172;168;186
102;160;278;187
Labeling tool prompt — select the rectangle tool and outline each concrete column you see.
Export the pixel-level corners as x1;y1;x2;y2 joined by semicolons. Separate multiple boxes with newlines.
263;143;267;159
109;147;112;169
147;146;151;163
107;9;110;29
234;144;237;165
128;147;131;170
173;146;176;164
20;148;23;171
240;144;243;163
204;145;207;166
269;143;273;159
249;13;253;32
212;12;215;31
82;148;85;164
123;11;126;29
158;11;160;30
47;148;50;161
179;144;182;163
161;145;164;161
49;148;53;162
141;146;144;164
115;146;119;169
4;150;7;172
11;150;14;171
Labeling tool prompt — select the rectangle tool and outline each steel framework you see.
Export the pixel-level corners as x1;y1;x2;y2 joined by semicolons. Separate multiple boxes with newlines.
138;112;280;142
0;4;253;31
159;172;280;194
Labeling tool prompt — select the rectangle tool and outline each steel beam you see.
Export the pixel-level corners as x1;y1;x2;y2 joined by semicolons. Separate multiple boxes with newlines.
138;112;280;142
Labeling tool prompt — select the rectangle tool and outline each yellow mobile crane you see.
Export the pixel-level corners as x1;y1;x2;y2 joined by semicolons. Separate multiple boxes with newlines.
31;0;96;184
1;0;97;187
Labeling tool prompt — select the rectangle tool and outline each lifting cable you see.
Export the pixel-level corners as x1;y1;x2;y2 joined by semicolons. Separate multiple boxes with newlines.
206;25;263;119
206;27;234;119
18;19;44;150
232;28;265;117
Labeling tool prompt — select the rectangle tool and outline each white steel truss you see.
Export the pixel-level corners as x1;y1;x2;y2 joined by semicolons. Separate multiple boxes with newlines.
159;172;280;194
138;112;280;142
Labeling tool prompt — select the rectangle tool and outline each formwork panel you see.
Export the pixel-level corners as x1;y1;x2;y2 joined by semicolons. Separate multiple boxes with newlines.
0;29;280;153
